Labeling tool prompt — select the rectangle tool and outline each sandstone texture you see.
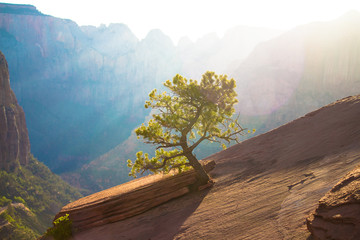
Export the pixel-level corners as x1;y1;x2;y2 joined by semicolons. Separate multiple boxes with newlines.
307;165;360;239
70;95;360;239
0;51;30;171
55;160;215;232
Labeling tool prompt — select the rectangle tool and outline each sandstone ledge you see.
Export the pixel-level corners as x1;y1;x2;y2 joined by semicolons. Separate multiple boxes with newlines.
307;165;360;240
55;160;215;231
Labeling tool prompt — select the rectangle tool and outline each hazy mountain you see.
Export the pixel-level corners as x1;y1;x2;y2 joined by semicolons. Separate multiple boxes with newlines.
232;11;360;135
177;26;282;79
0;3;180;173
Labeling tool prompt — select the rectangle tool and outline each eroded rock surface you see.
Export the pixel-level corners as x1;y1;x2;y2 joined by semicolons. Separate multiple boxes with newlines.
307;165;360;240
0;51;30;171
55;160;215;232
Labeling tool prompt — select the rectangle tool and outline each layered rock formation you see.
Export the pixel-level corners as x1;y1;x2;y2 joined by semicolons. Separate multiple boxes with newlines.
0;51;30;171
55;160;215;232
307;165;360;239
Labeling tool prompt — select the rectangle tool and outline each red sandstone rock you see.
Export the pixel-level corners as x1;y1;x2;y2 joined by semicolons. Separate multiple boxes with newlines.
307;165;360;239
55;160;215;231
70;95;360;240
0;51;30;171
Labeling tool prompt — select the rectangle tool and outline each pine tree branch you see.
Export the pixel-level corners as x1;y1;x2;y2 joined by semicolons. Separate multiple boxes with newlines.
142;150;191;171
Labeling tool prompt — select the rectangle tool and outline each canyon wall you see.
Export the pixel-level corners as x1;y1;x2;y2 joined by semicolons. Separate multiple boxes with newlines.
0;51;30;171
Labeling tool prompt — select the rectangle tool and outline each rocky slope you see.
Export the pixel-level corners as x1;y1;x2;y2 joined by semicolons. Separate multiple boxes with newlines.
307;165;360;239
0;50;30;171
68;95;360;239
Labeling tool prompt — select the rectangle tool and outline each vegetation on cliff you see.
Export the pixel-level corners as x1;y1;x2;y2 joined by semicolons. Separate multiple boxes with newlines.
45;214;73;240
0;155;82;239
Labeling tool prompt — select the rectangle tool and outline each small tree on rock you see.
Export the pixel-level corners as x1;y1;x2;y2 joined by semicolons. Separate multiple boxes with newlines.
127;71;248;186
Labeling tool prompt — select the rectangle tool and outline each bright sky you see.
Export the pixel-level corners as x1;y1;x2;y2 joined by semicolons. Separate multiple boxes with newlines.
2;0;360;43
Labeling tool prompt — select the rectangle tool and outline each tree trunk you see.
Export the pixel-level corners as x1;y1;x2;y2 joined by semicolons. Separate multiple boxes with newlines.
185;152;210;185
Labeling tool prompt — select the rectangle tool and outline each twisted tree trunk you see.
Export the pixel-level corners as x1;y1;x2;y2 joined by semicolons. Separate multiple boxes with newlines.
185;152;211;186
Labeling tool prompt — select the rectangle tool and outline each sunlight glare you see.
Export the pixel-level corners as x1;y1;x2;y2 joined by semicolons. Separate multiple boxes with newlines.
2;0;360;43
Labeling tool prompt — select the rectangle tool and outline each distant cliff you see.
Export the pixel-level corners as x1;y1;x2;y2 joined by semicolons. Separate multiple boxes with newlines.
0;3;44;16
0;4;181;172
177;26;282;79
0;50;82;239
0;51;30;171
232;11;360;133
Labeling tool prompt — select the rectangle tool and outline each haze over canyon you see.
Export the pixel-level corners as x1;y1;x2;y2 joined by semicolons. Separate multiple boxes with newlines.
0;2;360;239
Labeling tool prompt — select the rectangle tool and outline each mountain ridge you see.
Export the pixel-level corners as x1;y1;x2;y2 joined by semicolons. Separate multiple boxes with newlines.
0;3;44;16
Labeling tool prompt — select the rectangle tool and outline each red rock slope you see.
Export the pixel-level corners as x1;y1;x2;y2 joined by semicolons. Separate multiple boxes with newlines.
71;95;360;240
307;165;360;239
54;160;215;232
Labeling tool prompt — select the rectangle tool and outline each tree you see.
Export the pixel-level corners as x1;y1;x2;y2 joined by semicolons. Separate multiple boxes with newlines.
127;71;248;186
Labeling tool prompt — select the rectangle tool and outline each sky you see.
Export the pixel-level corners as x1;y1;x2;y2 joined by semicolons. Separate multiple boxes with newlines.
2;0;360;43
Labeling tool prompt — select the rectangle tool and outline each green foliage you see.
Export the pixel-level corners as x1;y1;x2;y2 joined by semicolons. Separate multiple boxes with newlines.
0;154;82;239
128;71;248;178
0;196;12;206
0;204;39;240
13;196;25;204
45;214;73;240
1;211;15;223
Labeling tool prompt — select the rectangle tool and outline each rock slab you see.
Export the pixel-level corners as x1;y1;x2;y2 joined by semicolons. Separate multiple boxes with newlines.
307;165;360;239
55;160;215;232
